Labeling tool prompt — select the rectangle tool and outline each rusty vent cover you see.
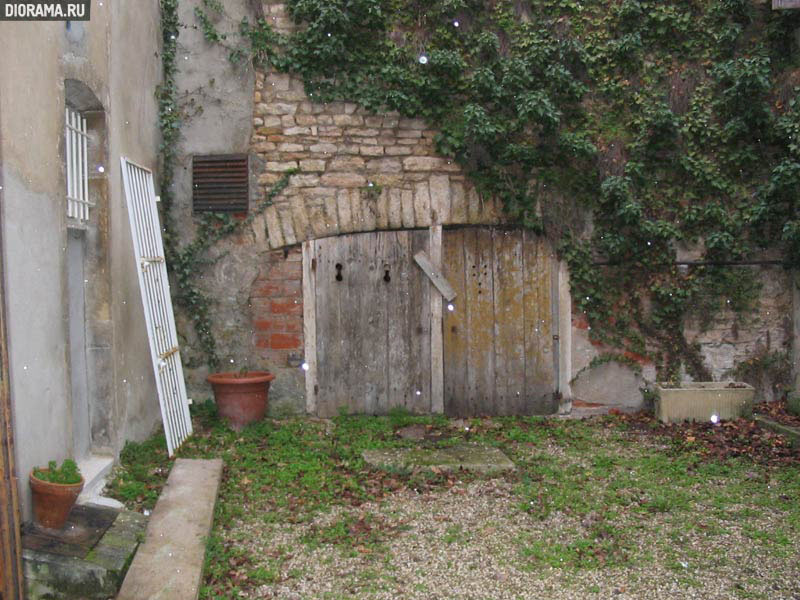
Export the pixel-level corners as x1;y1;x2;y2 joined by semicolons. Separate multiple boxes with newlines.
192;154;249;212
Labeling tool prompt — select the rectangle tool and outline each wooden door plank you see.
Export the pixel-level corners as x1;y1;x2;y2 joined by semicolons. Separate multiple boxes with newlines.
302;242;318;414
409;230;432;412
312;238;333;416
522;231;556;412
442;228;468;416
465;228;495;415
340;233;368;414
493;229;526;415
429;226;444;414
359;232;388;414
387;231;412;409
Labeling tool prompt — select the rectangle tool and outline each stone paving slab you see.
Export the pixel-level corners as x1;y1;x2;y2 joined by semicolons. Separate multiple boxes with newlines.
362;444;515;475
117;458;223;600
23;507;147;600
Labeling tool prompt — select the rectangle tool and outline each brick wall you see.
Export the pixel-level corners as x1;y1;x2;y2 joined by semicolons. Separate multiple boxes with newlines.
251;247;304;368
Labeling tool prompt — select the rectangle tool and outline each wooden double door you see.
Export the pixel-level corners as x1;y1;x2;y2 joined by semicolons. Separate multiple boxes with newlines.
304;227;559;417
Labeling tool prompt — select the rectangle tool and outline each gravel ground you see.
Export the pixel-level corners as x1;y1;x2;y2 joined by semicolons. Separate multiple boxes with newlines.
226;475;800;600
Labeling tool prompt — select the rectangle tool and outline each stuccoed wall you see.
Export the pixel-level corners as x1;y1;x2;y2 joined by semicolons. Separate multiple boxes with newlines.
0;1;162;520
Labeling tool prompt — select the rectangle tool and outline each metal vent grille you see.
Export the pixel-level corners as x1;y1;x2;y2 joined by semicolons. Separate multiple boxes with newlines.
192;154;249;212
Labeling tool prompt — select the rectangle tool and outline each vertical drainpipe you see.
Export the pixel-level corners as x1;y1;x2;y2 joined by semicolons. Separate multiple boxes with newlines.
0;95;24;600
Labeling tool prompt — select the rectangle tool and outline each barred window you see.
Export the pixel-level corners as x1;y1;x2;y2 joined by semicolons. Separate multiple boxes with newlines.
65;107;91;222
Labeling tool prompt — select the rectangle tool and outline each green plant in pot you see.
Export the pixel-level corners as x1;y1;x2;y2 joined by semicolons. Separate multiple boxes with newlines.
206;363;276;430
29;459;84;529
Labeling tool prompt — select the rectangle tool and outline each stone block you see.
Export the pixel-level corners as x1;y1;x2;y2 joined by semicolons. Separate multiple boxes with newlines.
290;196;312;240
309;142;338;154
346;127;380;137
288;174;320;187
323;198;340;235
385;145;412;156
264;205;285;249
299;159;326;172
448;181;467;224
375;188;390;230
414;181;432;227
321;173;367;188
359;145;385;156
332;114;364;126
403;156;459;171
365;157;402;173
265;161;298;172
278;142;304;153
349;190;364;230
337;191;354;233
429;175;450;224
284;126;312;136
401;189;415;228
388;189;403;229
329;156;365;171
278;206;297;245
259;102;297;115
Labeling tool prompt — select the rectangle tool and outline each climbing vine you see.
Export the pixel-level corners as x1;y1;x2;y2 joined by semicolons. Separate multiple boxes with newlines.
158;0;295;369
184;0;800;380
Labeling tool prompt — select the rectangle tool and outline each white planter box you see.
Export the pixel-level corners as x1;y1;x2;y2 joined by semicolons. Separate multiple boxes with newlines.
655;382;755;423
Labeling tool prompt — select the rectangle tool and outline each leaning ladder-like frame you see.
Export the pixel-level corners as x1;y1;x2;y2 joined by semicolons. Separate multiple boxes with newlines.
120;157;192;456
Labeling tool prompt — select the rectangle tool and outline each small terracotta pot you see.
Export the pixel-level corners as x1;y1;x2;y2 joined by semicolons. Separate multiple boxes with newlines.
207;371;276;430
29;470;84;529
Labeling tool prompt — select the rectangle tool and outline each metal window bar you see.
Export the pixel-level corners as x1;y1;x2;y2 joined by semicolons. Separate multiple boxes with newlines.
65;107;92;222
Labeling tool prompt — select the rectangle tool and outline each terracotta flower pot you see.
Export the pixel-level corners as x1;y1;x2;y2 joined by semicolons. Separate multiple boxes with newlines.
207;371;276;430
29;470;84;529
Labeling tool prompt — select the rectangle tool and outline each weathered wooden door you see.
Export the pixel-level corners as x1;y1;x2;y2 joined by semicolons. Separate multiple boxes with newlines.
442;228;558;416
308;230;432;417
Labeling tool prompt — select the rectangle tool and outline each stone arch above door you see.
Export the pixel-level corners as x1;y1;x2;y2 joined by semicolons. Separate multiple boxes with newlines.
260;172;508;250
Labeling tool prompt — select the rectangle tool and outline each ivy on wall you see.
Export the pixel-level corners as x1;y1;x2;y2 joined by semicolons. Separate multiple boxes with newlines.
184;0;800;381
158;0;295;369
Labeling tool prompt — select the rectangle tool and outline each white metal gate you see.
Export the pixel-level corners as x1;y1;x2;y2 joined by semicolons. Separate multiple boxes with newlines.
121;157;192;455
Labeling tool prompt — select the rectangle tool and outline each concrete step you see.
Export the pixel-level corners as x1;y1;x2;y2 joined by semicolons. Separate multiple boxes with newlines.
117;458;223;600
77;454;124;510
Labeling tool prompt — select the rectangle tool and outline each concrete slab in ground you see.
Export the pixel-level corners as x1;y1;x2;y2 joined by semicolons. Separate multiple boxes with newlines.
362;444;515;475
117;458;223;600
23;505;147;600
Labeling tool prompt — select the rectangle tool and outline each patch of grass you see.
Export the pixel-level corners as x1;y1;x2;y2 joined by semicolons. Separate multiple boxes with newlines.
108;410;800;599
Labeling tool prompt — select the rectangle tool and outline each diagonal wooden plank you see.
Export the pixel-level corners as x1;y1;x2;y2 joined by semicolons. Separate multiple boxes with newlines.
413;251;456;301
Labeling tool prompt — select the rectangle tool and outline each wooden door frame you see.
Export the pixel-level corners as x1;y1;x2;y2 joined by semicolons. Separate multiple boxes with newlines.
0;105;24;599
302;225;573;416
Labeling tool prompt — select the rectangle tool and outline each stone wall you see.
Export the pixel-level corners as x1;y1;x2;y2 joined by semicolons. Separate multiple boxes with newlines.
570;266;793;407
251;68;505;249
173;0;797;414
